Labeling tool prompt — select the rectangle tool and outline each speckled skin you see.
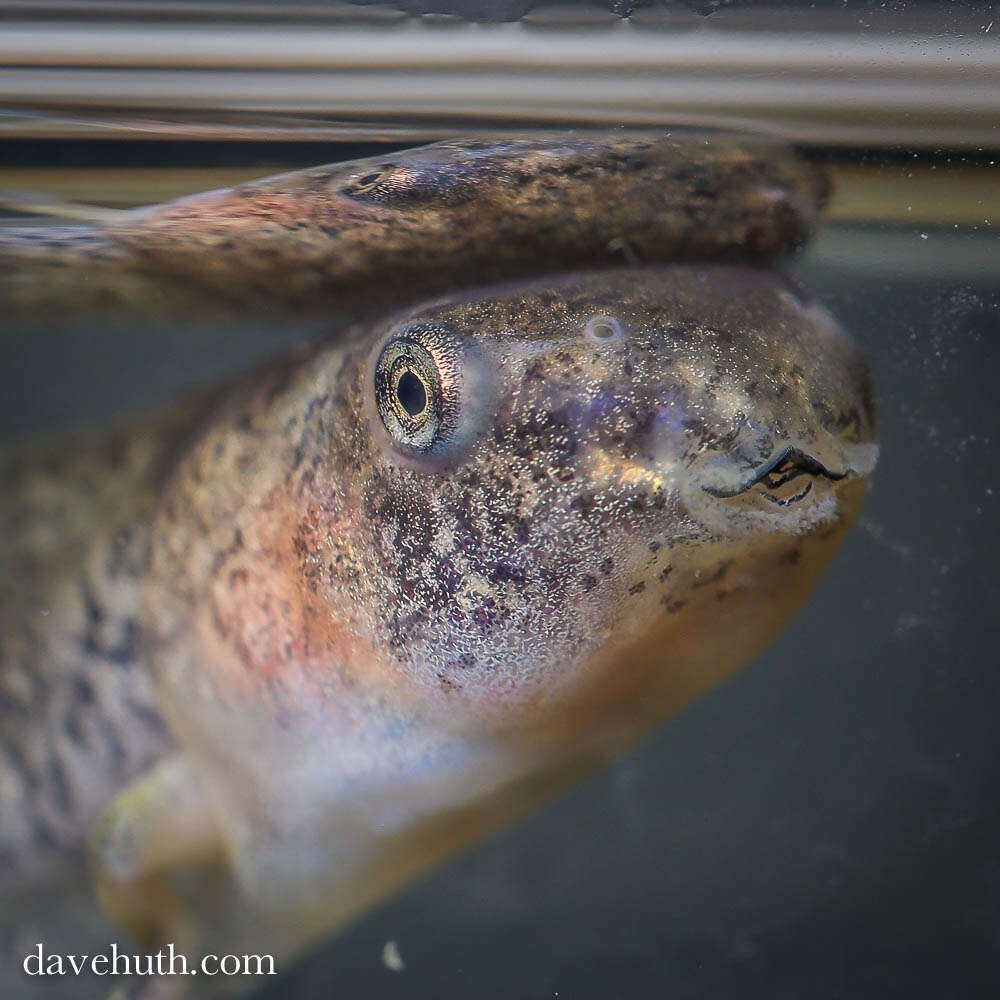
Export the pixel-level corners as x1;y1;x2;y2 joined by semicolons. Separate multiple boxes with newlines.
0;129;873;996
0;264;876;995
0;398;219;888
0;131;827;319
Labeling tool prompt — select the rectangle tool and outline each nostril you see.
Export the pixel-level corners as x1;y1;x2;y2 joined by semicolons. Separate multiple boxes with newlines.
585;315;624;344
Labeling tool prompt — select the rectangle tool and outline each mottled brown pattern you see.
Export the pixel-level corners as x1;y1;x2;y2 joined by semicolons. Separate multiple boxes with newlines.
0;265;876;993
0;131;827;319
0;397;226;888
149;268;875;717
0;135;875;997
106;267;874;973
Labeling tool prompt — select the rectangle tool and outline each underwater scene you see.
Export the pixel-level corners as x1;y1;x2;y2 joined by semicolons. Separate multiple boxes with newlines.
0;2;997;998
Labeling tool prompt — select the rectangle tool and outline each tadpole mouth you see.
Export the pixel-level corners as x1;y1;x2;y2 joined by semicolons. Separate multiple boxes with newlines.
703;446;846;504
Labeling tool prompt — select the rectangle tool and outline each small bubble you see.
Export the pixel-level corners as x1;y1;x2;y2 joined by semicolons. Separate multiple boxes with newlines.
382;940;405;973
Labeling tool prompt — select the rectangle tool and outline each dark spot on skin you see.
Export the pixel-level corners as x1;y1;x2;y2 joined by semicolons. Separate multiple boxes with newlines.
125;699;168;740
101;720;126;772
658;566;673;583
105;619;139;667
0;736;39;790
303;393;330;426
32;818;57;851
212;528;243;574
692;560;732;588
600;557;614;576
211;602;231;641
569;492;596;521
472;600;498;634
627;494;648;515
64;711;86;748
648;540;661;553
47;753;72;813
73;675;95;704
628;581;647;596
488;563;527;586
580;574;598;593
299;468;316;495
81;580;104;626
0;683;24;716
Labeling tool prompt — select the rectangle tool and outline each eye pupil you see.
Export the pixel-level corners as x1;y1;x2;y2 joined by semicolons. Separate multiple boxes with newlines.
396;370;427;417
373;325;459;455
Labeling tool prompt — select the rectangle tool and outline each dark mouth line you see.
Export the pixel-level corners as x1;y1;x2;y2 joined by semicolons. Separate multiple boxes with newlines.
703;446;846;500
763;478;814;506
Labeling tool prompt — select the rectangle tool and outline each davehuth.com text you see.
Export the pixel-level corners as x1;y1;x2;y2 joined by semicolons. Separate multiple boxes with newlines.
23;942;276;978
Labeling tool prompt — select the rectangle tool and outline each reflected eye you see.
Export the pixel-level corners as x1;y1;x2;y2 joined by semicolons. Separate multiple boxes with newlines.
373;324;466;455
343;164;395;197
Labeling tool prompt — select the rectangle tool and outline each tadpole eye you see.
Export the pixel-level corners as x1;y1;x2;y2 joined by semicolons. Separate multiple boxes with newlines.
373;323;467;456
344;164;395;197
395;370;427;417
